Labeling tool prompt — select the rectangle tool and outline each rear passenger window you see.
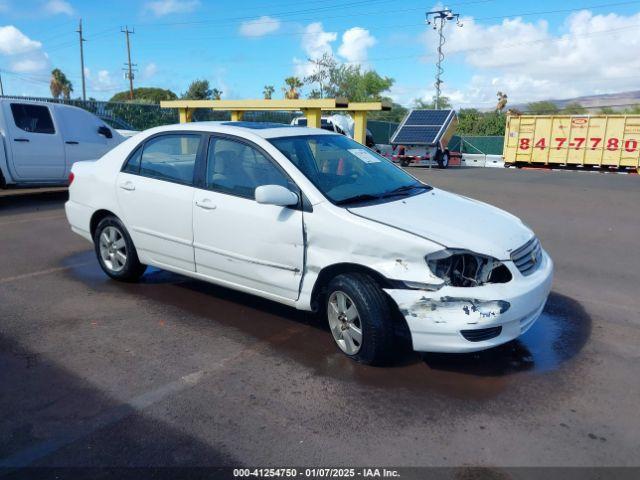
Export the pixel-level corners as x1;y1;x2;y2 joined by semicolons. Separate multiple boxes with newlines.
139;134;200;185
10;103;55;134
207;137;291;198
123;147;142;174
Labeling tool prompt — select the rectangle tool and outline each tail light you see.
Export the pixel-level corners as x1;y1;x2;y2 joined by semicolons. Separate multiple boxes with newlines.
68;172;75;186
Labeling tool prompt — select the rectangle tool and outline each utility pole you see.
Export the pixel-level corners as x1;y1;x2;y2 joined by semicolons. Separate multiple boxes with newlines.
425;8;462;110
0;70;4;96
77;18;86;101
121;26;136;100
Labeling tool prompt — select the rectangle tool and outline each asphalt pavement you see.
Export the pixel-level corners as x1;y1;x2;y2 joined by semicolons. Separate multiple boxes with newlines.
1;168;639;473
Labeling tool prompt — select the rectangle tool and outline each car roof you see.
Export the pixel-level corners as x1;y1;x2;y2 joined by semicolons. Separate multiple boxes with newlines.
148;121;336;139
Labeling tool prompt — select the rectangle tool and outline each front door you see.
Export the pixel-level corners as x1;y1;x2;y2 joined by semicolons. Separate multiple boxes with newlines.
193;135;304;301
115;133;202;272
3;102;65;181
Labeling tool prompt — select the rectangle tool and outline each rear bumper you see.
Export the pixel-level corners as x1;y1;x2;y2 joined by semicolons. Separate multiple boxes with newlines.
384;250;554;353
65;200;93;242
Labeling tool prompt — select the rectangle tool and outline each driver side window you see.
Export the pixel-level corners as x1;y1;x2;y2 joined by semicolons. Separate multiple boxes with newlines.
206;137;292;199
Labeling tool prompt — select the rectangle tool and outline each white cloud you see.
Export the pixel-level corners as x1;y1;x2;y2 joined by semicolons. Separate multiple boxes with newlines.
144;0;199;16
294;22;337;78
421;10;640;106
0;25;49;73
338;27;376;65
142;62;158;80
239;16;281;38
44;0;74;15
301;22;337;59
85;68;121;93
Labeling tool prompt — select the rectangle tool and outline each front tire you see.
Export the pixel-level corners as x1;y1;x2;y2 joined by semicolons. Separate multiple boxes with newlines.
94;216;146;282
325;273;394;365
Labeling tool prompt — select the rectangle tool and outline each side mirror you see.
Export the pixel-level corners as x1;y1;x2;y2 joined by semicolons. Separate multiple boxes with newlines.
98;125;113;139
255;185;299;207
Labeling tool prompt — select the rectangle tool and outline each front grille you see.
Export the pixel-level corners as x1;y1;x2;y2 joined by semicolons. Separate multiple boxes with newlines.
460;326;502;342
511;237;542;276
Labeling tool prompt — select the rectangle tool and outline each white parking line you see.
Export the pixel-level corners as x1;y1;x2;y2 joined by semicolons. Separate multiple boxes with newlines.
0;326;300;469
0;214;66;227
0;262;92;285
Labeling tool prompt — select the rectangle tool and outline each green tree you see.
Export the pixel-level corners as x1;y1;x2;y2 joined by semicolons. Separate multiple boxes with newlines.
211;88;223;100
599;106;615;114
301;55;394;102
283;76;303;99
263;85;275;99
369;100;408;123
109;87;178;103
182;79;213;100
50;68;73;100
562;102;587;114
413;96;452;110
526;101;559;115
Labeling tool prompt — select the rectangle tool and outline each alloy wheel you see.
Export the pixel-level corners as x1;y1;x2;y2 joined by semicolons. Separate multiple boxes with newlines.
99;226;127;272
327;291;363;355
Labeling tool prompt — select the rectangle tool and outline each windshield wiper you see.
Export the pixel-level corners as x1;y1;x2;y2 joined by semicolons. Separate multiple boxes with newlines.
380;183;431;198
334;193;383;205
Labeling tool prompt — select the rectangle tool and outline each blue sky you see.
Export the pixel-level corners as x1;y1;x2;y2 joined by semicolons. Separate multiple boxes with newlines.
1;0;639;107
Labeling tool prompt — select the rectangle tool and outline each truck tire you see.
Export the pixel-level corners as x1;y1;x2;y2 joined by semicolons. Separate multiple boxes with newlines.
325;273;395;365
437;149;450;169
93;215;146;282
400;159;410;167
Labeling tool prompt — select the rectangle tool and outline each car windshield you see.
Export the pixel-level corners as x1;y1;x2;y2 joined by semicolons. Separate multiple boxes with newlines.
269;134;430;205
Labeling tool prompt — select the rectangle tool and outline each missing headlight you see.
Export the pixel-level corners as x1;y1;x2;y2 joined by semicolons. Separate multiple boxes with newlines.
426;249;512;287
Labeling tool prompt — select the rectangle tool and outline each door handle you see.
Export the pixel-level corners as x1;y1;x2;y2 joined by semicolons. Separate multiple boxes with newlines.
119;181;135;191
14;138;29;142
65;141;79;145
195;199;217;210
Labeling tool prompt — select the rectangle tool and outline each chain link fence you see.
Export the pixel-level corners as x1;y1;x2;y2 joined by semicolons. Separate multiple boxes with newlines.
1;96;401;142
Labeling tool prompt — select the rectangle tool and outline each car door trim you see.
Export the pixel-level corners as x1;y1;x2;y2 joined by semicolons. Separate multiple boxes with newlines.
132;226;193;247
193;241;301;272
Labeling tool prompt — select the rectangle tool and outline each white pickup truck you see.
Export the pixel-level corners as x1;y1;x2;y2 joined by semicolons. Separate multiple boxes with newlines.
0;99;125;188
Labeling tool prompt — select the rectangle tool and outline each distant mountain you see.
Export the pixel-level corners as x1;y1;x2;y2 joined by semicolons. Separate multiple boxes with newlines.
510;90;640;111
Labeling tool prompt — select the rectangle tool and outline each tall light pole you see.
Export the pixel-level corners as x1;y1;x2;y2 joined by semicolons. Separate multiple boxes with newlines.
426;8;462;110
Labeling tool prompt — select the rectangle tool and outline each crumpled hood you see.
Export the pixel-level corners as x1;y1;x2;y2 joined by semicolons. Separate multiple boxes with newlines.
348;188;533;260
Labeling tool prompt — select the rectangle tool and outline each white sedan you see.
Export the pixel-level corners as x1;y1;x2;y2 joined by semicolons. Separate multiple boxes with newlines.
65;121;553;365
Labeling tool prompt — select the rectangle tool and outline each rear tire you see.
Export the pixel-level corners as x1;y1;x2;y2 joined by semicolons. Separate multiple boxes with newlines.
93;216;146;282
325;273;395;365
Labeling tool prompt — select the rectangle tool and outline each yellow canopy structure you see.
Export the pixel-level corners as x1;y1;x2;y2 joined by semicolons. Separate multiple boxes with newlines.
160;98;391;145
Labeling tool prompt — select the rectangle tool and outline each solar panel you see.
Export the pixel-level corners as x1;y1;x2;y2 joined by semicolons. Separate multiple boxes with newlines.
404;110;452;127
392;126;441;144
390;109;455;145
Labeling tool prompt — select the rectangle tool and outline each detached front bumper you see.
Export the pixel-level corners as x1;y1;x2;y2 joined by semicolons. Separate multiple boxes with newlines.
384;250;554;353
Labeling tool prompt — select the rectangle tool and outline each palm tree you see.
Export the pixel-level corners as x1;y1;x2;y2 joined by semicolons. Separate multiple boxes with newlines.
50;69;73;100
211;88;223;100
263;85;275;100
283;76;303;99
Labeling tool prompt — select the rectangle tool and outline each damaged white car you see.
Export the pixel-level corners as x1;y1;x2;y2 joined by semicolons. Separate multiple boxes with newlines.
65;122;553;365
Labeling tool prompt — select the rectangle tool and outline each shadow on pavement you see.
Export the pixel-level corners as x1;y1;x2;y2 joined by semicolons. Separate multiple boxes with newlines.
65;252;592;401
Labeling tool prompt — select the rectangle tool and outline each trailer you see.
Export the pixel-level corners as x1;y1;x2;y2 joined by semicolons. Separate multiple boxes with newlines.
503;114;640;171
390;109;458;168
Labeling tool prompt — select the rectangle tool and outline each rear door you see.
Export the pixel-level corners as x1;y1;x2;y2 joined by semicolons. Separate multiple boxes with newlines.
2;102;65;181
115;133;202;272
56;105;112;176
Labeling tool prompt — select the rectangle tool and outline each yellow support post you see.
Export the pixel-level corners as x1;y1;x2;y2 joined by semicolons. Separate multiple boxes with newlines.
351;110;368;145
301;108;322;128
178;108;192;123
230;111;244;121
